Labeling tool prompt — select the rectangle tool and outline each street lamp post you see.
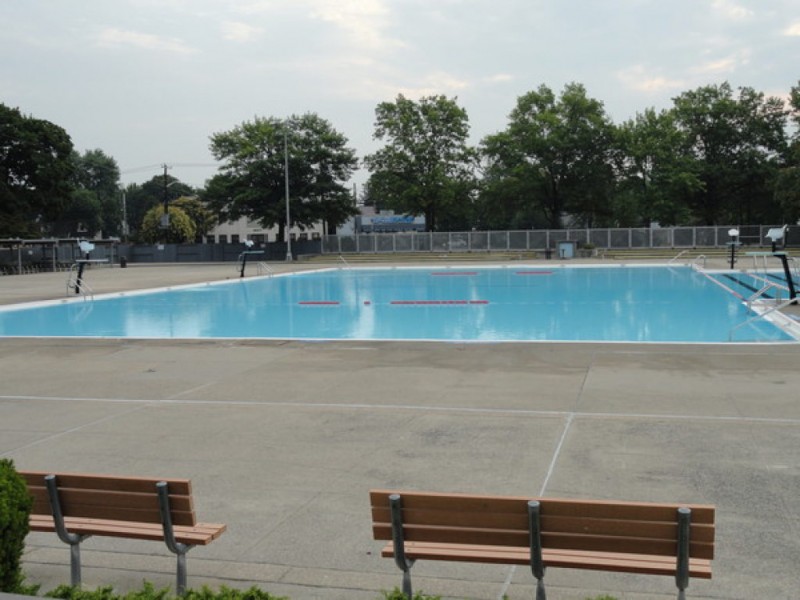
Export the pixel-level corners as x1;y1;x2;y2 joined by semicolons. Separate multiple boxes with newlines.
284;129;292;262
727;228;739;270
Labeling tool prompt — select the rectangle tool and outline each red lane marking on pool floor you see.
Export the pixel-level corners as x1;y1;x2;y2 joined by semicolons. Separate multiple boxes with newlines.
390;300;488;305
298;301;340;305
515;271;554;275
430;272;478;276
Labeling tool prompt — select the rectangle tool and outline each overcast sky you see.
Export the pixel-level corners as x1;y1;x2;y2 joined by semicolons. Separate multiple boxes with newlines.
2;0;798;190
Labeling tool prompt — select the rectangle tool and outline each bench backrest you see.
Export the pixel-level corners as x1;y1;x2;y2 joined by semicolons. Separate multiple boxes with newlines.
21;471;198;527
370;490;715;560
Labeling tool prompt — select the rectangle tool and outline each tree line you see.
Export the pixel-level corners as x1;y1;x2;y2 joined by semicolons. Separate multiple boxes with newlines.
1;80;798;241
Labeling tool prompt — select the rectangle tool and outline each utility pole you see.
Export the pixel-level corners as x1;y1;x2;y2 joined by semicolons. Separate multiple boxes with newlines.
160;164;171;230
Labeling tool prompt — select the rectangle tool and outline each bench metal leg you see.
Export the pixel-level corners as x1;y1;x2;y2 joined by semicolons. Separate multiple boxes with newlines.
389;494;416;600
676;507;691;600
69;543;82;588
45;475;88;587
528;501;546;600
401;569;412;599
176;552;188;596
157;481;192;595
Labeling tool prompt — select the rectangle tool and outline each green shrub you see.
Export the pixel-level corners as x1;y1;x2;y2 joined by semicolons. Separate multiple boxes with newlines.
184;585;288;600
45;584;289;600
0;458;33;593
382;589;440;600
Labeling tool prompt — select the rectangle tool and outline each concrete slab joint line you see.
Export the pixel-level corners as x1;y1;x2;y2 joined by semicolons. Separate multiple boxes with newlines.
497;413;575;600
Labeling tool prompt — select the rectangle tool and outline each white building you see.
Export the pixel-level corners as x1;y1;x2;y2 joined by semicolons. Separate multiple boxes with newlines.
206;217;323;244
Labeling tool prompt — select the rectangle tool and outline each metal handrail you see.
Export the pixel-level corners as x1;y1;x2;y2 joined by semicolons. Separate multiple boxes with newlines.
730;296;798;340
338;255;351;269
746;281;785;309
668;250;690;264
256;262;274;276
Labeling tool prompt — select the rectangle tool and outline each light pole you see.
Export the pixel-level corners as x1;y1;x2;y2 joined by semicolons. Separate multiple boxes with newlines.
284;128;292;262
727;228;739;269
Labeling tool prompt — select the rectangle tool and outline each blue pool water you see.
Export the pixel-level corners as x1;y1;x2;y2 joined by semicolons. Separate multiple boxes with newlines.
0;266;793;342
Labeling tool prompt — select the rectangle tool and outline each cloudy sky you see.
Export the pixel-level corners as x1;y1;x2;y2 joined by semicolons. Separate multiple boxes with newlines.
2;0;798;190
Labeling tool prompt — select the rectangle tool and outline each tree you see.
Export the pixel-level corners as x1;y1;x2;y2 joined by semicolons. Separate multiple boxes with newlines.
139;205;195;243
51;188;102;237
172;196;216;241
774;81;800;222
52;149;122;237
124;174;195;241
672;82;788;224
480;83;615;229
612;108;701;226
0;104;74;236
364;94;477;232
206;113;358;241
72;149;122;237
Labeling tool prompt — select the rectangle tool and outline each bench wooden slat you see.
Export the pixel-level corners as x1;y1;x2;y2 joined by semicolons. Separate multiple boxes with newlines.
27;486;193;513
25;488;196;525
381;541;713;579
29;515;226;545
371;508;716;543
20;471;192;495
370;489;715;524
372;523;715;560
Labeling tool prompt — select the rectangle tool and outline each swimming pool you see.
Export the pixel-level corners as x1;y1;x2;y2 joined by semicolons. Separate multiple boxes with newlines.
0;266;795;343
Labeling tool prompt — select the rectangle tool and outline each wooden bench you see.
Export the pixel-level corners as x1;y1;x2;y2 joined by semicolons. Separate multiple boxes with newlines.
370;490;715;600
21;471;226;594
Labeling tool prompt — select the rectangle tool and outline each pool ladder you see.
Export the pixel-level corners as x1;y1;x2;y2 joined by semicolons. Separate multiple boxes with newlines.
66;266;94;301
235;254;274;277
256;262;274;276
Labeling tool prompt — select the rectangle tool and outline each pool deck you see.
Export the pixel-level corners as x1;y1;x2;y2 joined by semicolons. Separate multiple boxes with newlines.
2;260;799;599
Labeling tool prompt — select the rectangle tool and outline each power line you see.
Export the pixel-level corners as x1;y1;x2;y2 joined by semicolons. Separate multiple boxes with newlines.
120;164;164;175
120;162;219;175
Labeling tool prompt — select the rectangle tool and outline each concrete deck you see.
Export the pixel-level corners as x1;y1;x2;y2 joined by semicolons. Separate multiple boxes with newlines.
1;262;799;599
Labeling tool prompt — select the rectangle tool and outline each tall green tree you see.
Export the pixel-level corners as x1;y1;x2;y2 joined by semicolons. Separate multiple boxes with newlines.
774;81;800;221
51;189;102;237
73;149;122;237
672;82;788;224
480;83;615;229
54;149;121;237
613;108;701;226
206;113;358;241
0;104;74;236
364;94;477;232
